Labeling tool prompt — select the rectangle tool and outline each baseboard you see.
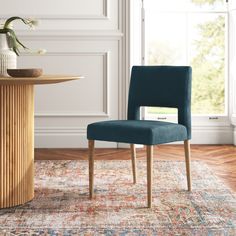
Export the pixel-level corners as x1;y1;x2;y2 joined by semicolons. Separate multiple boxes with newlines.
35;126;234;148
191;126;233;144
35;127;116;148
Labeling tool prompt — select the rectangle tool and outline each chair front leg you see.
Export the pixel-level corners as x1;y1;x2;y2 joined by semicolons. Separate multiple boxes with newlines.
88;140;95;199
146;145;153;208
130;144;137;184
184;140;191;191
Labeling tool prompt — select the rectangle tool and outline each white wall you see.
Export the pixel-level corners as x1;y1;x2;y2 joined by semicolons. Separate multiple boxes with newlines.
1;0;129;148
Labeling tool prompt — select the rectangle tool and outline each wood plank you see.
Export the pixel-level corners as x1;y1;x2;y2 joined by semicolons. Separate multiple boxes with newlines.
184;140;191;191
88;140;95;199
0;85;34;208
146;145;153;208
0;75;83;85
130;144;137;184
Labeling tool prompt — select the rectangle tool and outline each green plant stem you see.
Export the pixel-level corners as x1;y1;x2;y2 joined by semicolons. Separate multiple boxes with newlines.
3;16;28;29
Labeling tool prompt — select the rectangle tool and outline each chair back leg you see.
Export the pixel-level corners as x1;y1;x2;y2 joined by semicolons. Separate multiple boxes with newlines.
89;140;95;199
130;144;137;184
146;145;153;208
184;140;191;191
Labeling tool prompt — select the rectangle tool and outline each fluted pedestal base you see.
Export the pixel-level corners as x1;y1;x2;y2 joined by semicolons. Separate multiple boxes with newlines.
0;85;34;208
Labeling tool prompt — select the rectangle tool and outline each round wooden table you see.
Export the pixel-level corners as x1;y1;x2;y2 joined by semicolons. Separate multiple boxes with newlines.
0;75;82;208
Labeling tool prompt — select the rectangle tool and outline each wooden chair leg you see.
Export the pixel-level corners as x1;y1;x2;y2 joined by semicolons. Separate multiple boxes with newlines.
130;144;137;184
146;145;153;208
88;140;95;199
184;140;191;191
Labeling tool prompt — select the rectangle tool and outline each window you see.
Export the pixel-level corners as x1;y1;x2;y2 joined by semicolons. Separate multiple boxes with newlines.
143;0;228;119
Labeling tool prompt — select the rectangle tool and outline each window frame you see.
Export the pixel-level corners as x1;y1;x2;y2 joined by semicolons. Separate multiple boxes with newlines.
140;0;230;127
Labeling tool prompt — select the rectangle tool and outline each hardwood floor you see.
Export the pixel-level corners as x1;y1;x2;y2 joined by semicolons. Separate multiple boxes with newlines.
35;145;236;192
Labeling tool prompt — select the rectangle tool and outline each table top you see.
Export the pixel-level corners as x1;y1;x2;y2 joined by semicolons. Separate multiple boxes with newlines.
0;75;83;85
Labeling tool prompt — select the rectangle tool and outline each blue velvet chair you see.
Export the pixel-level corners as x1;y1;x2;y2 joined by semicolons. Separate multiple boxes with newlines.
87;65;192;208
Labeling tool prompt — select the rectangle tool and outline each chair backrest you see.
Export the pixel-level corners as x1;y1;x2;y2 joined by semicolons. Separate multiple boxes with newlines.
127;66;192;139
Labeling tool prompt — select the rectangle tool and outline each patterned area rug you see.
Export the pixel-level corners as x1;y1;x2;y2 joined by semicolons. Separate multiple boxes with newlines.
0;160;235;235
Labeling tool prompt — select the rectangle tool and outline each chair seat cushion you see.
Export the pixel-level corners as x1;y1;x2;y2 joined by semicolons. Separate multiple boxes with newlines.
87;120;188;145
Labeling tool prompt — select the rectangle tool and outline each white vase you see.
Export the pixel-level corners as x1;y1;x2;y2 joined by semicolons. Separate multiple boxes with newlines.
0;33;17;77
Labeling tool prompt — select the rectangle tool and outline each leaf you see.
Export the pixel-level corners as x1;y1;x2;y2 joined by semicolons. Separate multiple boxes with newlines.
6;28;28;49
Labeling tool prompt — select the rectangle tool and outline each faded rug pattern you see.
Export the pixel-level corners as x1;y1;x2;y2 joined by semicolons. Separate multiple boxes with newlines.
0;160;235;235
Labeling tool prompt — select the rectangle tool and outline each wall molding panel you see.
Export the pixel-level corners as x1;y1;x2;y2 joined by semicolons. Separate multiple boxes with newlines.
1;0;109;20
27;52;110;118
16;32;124;43
1;0;119;31
20;44;117;118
